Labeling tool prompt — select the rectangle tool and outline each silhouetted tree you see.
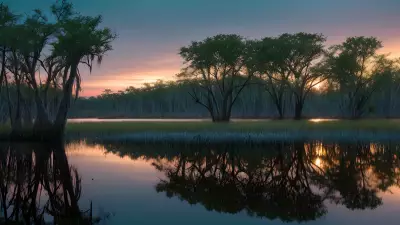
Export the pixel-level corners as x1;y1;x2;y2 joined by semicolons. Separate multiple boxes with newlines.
179;34;254;122
325;37;384;119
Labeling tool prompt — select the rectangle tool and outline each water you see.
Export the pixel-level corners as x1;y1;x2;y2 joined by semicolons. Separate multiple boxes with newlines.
1;140;400;224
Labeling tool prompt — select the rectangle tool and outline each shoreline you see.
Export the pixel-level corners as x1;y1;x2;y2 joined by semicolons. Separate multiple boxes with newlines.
1;119;400;143
71;131;400;144
66;119;400;143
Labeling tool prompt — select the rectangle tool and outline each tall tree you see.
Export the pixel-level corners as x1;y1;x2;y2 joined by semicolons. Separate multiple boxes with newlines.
0;1;116;140
179;34;253;122
325;36;383;119
0;4;18;128
275;33;327;119
18;10;56;128
250;37;291;119
51;8;116;134
373;55;400;117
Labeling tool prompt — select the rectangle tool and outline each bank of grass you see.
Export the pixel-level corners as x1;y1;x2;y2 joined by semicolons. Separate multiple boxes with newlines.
63;119;400;143
2;119;400;142
65;119;400;133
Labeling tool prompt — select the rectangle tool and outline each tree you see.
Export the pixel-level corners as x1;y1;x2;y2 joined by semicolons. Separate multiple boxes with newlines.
274;33;327;119
371;55;400;118
325;37;383;119
179;34;253;122
17;10;56;129
0;1;116;140
250;38;291;119
0;3;17;93
51;8;116;134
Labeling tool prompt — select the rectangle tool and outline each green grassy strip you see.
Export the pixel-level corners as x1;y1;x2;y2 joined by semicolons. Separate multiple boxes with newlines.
64;119;400;133
0;119;399;137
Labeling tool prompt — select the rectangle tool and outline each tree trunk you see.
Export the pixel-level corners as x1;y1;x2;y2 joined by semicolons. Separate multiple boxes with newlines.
54;63;77;137
33;89;52;128
294;100;304;120
277;105;284;120
213;95;232;122
13;81;22;131
0;48;6;94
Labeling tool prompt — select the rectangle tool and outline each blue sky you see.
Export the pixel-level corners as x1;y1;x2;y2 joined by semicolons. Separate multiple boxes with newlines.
5;0;400;95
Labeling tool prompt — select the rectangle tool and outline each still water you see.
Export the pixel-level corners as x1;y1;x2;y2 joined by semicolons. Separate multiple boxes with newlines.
1;140;400;224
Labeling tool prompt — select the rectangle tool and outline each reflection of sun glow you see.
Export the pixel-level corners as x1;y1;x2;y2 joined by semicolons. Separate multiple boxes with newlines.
315;143;324;156
370;143;377;154
315;157;322;167
309;118;339;123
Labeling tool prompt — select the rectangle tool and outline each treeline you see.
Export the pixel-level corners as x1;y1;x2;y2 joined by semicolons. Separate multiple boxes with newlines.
0;0;115;139
71;33;400;120
70;75;400;119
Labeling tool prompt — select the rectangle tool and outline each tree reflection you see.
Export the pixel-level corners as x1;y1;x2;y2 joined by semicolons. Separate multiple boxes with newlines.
100;141;400;223
322;143;383;210
151;143;327;222
0;143;94;225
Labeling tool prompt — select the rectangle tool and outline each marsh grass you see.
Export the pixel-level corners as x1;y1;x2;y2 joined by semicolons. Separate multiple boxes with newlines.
62;119;400;143
65;119;400;133
1;119;400;142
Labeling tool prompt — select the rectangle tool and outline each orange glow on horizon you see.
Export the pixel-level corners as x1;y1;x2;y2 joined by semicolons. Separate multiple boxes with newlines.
80;44;400;97
80;69;179;97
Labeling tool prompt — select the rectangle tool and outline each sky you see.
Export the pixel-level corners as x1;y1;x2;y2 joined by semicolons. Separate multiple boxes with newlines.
5;0;400;96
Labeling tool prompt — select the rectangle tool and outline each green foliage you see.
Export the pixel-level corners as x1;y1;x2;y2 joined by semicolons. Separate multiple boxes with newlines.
328;36;382;86
324;36;389;118
0;1;116;137
178;34;253;122
52;15;116;65
246;33;327;119
180;34;246;74
277;33;326;78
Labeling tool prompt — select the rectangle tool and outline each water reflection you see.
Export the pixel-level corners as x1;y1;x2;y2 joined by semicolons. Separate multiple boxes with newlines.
152;144;327;222
0;143;96;225
1;141;400;224
101;141;400;223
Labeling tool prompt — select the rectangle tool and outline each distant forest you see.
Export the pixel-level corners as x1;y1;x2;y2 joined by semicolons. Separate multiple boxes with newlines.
69;75;400;119
70;33;400;120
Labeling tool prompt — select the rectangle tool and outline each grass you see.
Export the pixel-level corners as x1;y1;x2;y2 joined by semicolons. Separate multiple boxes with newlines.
2;119;400;143
63;119;400;143
65;119;400;133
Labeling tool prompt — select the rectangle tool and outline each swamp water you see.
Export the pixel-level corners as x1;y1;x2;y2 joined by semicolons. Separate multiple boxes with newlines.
0;140;399;224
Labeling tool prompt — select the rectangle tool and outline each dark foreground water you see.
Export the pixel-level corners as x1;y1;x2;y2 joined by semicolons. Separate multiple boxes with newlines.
1;140;400;224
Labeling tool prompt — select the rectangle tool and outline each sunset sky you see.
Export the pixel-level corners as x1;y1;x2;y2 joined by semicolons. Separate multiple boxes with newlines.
6;0;400;96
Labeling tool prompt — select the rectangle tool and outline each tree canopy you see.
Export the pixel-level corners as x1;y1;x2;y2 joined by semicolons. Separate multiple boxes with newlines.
0;0;116;139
